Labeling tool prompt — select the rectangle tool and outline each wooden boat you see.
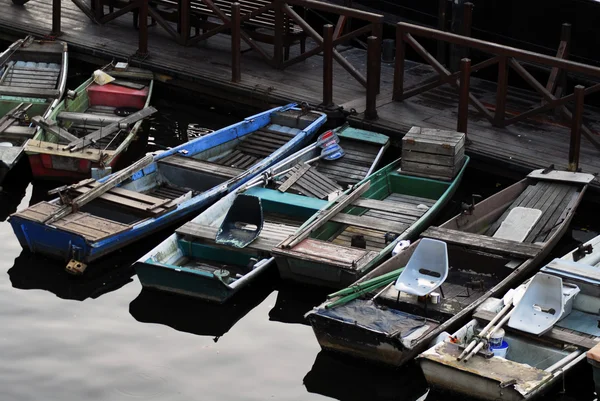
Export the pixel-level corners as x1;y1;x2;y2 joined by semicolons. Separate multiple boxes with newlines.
306;169;594;367
0;36;68;183
9;104;326;273
134;126;390;303
271;151;469;289
418;234;600;401
25;66;154;181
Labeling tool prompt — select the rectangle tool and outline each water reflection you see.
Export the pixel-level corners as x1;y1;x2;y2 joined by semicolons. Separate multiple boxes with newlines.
129;272;277;339
269;282;332;325
304;352;429;401
8;251;135;301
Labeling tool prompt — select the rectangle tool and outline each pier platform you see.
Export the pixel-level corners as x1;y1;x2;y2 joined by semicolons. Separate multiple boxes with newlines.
1;0;600;188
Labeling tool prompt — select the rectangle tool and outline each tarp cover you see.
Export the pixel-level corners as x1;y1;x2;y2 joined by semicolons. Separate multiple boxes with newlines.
318;299;428;337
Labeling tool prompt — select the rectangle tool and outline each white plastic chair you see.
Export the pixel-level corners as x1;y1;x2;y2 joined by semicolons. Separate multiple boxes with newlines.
508;272;564;335
394;238;449;296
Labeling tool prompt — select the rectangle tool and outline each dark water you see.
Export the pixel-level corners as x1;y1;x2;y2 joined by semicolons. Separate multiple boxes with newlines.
0;68;598;401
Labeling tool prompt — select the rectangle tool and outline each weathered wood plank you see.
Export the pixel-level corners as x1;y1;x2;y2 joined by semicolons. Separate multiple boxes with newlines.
330;212;409;234
160;155;243;178
421;226;543;259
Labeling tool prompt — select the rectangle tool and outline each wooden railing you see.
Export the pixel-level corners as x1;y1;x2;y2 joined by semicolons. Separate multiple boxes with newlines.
389;21;600;171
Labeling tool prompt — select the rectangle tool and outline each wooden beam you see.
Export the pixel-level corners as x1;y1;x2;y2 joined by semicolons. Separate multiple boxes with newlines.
457;58;470;135
281;181;371;249
64;106;157;152
569;85;584;172
31;116;79;142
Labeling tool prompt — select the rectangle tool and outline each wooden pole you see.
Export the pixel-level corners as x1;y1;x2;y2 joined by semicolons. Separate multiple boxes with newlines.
494;56;508;127
274;0;284;68
52;0;61;36
179;0;191;45
393;25;405;101
436;0;448;64
568;85;584;172
322;24;334;106
462;2;473;59
231;2;241;83
137;0;149;56
366;36;379;120
372;22;383;92
457;58;471;135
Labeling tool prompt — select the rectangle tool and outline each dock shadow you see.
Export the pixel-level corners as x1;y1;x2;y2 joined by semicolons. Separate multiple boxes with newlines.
0;159;31;222
303;351;429;401
268;281;332;326
129;270;277;340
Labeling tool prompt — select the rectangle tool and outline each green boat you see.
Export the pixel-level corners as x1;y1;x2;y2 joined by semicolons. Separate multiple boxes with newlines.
0;36;68;184
271;153;469;289
134;125;390;303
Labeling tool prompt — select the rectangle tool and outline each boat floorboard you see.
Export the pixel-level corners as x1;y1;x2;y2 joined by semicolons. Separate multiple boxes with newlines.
330;192;433;251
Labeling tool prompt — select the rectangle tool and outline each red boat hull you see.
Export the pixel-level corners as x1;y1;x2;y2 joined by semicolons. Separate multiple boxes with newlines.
28;152;122;182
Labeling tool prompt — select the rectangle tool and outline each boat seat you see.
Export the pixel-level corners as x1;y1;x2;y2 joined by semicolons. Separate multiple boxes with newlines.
394;238;449;296
508;272;564;335
492;207;542;242
278;163;342;199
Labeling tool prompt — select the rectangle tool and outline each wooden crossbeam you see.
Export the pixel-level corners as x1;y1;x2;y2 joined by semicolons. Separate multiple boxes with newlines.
64;106;157;152
31;116;79;142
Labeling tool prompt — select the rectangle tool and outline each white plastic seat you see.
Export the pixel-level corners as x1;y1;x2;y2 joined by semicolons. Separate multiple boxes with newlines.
508;272;564;335
394;238;448;296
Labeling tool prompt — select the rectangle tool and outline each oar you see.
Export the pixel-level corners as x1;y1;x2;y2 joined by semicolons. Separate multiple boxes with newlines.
457;289;515;361
44;154;154;225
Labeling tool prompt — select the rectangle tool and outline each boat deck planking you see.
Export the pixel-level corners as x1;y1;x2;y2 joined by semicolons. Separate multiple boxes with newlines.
331;192;433;251
176;215;301;252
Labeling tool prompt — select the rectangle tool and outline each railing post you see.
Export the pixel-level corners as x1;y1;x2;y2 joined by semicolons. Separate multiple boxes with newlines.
462;2;473;59
494;56;508;127
457;58;471;136
393;24;405;101
51;0;62;36
231;2;241;83
568;85;584;172
365;36;379;120
178;0;190;45
372;22;383;93
436;0;448;64
322;24;334;107
137;0;149;56
274;0;284;69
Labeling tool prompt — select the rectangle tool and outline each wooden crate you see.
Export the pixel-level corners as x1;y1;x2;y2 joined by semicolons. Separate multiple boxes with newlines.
400;127;466;181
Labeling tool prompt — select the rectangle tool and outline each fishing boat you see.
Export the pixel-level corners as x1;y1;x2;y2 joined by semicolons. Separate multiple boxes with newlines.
306;168;594;367
10;104;326;274
0;36;68;184
25;65;154;181
134;125;390;303
418;234;600;401
271;127;470;289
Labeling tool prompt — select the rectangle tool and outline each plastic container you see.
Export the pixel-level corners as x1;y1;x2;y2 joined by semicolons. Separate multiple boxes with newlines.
490;340;509;358
489;328;505;347
559;282;581;320
87;83;148;109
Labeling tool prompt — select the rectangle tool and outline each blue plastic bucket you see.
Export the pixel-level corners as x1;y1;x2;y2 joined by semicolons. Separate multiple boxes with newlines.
490;340;509;358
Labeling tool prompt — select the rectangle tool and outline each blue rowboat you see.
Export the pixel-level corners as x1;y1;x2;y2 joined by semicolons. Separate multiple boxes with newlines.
134;126;390;303
9;104;326;273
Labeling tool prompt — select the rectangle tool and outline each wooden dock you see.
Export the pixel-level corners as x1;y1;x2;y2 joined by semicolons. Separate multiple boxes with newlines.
1;0;600;188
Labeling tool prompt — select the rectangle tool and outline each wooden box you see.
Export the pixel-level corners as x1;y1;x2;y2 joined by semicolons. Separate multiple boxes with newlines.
400;127;466;181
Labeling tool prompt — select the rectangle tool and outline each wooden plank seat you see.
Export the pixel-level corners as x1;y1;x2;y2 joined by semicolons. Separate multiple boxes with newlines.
176;219;299;252
316;140;383;186
485;181;581;244
421;226;544;259
12;201;131;241
70;180;177;216
1;62;61;90
160;155;244;178
94;0;306;55
278;163;342;199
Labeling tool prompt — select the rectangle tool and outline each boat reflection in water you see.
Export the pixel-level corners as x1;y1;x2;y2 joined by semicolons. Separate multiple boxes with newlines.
129;269;277;340
268;281;331;326
304;351;429;401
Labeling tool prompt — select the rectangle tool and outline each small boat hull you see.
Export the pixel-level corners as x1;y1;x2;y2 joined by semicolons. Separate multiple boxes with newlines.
135;261;236;303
